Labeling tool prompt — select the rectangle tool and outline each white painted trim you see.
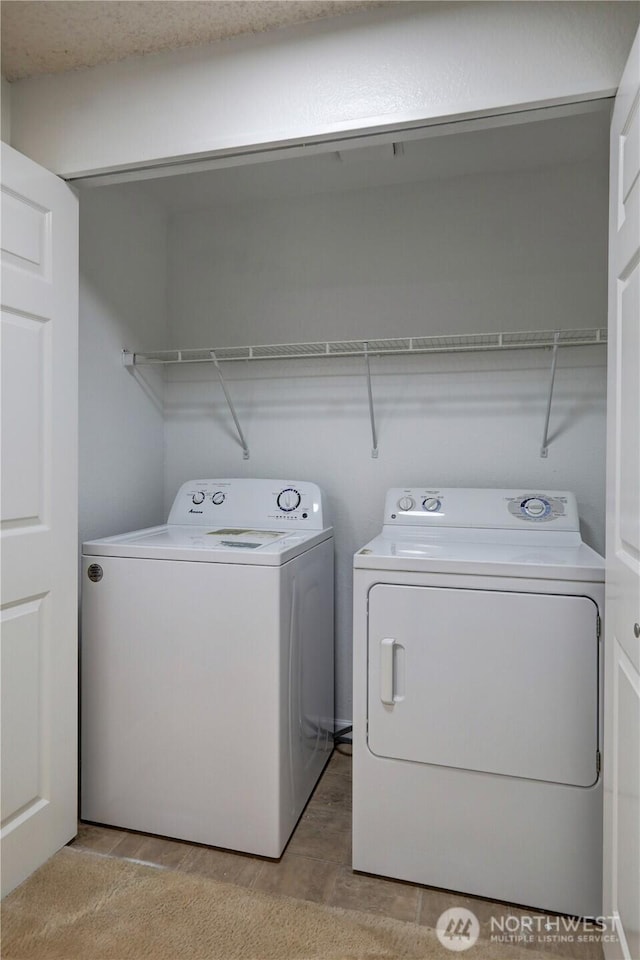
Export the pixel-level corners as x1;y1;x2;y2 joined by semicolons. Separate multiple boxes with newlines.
604;912;632;960
74;98;613;187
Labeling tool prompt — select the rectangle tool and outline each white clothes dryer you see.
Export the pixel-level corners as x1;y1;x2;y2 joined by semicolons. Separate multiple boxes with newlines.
352;487;604;917
82;478;334;858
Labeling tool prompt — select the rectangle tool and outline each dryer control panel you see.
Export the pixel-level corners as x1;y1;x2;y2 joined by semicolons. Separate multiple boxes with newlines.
383;487;580;532
506;494;568;523
168;478;327;529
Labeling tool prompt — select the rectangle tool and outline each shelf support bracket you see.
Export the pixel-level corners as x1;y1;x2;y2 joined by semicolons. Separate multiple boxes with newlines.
540;333;560;458
363;342;379;458
210;351;250;460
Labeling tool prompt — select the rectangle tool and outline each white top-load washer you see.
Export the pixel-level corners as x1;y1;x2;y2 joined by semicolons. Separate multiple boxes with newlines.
82;478;334;858
353;488;604;917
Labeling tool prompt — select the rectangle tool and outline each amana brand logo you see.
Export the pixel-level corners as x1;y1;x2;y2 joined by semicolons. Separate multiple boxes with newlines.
436;908;480;952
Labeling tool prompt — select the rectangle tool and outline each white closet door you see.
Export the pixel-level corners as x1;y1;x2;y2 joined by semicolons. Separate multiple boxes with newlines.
603;26;640;960
1;143;78;896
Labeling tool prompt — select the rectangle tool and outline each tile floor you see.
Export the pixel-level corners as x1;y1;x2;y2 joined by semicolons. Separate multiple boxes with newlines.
71;747;604;959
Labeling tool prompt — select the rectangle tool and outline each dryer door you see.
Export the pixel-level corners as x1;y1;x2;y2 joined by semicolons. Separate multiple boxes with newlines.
367;585;599;787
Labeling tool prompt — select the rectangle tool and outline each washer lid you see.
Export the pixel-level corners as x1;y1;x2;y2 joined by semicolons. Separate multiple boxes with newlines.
83;524;332;565
354;534;604;581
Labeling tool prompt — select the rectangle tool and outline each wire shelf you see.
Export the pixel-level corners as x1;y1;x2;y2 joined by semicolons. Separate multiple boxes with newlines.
123;327;606;366
122;326;607;462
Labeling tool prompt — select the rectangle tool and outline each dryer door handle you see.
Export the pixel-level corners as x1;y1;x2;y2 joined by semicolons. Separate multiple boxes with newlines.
380;638;396;705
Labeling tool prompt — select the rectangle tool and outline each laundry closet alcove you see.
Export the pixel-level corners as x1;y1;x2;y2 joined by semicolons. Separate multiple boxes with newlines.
78;100;610;728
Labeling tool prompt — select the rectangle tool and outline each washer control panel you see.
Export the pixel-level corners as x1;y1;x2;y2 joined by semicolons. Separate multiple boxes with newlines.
277;487;301;512
169;479;326;529
384;488;579;532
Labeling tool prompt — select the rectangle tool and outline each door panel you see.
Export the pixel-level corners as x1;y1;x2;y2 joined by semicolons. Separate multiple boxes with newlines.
0;598;46;819
619;266;639;591
615;660;640;960
1;187;51;278
0;143;78;897
368;585;599;787
1;310;48;525
604;25;640;960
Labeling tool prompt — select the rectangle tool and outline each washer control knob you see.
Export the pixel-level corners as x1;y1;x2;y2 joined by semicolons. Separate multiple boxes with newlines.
397;496;415;512
422;497;441;512
192;492;205;505
277;488;301;512
211;491;225;505
523;497;548;518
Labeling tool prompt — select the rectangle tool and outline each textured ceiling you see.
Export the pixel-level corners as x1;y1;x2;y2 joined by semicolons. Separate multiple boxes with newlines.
1;0;384;82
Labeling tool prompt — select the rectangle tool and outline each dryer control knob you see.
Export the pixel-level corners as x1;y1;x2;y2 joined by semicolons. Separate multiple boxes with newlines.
422;497;441;512
192;492;205;505
523;497;548;518
397;496;415;512
211;491;225;505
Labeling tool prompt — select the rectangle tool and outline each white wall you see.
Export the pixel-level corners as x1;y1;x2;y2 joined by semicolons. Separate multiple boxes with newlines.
162;158;608;722
167;164;607;346
8;2;640;178
79;185;168;546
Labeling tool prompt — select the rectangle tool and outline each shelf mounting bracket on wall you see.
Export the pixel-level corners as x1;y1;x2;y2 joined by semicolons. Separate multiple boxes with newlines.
363;341;379;459
210;351;250;460
540;333;560;459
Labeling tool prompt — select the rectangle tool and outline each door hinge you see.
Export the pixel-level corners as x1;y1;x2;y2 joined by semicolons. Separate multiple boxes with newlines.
596;750;601;775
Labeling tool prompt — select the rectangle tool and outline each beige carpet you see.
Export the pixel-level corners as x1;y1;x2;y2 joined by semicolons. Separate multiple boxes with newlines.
2;847;551;960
